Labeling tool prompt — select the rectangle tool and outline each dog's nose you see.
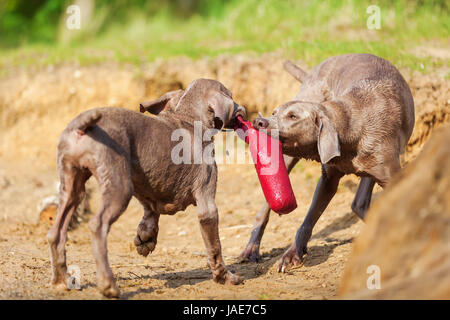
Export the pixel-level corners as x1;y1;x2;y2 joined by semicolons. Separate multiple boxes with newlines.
253;117;269;129
234;105;247;119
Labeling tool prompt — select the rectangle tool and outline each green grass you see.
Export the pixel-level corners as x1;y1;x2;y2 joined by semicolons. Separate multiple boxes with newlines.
0;0;448;73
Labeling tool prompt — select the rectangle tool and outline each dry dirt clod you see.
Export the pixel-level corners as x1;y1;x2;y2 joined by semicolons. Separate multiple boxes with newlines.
339;125;450;299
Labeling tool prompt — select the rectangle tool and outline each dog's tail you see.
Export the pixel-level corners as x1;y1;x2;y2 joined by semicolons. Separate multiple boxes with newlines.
68;110;102;134
283;60;308;83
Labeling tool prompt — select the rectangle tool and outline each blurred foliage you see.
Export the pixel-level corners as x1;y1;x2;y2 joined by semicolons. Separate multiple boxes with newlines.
0;0;448;47
0;0;230;46
0;0;63;45
0;0;448;71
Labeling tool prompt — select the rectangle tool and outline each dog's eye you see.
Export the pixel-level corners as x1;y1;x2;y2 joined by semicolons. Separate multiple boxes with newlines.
289;113;297;120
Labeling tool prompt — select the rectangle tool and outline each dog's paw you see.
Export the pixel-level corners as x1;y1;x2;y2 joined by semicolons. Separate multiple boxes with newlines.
277;245;306;273
99;280;120;298
134;234;157;257
51;272;72;291
225;271;244;285
52;280;70;291
134;223;158;257
238;243;262;263
213;270;244;285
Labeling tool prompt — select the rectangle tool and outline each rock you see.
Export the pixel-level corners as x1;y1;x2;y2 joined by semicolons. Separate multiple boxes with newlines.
0;168;10;189
339;125;450;299
37;185;93;229
0;176;10;189
38;195;59;225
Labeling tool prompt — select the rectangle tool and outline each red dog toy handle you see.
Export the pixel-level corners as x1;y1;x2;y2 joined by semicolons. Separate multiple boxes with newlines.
234;116;297;214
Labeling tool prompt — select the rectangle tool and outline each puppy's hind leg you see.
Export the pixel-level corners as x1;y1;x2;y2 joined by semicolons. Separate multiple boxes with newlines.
352;151;401;220
47;163;90;290
365;152;401;189
89;164;133;298
351;177;375;220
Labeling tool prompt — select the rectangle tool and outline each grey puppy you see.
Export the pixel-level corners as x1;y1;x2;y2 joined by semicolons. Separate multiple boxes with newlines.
241;54;414;272
47;79;246;298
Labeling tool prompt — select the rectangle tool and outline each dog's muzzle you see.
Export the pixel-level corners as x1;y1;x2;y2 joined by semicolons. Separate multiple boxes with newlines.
223;105;247;131
234;105;247;119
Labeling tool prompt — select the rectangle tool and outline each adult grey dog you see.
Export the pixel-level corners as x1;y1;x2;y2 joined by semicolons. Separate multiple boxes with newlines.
47;79;246;298
241;53;415;272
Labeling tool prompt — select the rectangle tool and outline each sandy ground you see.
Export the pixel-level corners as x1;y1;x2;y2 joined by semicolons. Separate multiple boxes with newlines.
0;156;379;300
0;56;447;299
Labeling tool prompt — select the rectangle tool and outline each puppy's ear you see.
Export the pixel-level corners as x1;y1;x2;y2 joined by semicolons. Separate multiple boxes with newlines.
206;91;236;130
140;90;184;115
317;114;340;164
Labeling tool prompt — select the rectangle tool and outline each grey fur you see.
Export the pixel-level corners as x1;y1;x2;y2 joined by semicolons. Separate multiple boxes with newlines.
47;79;246;298
240;54;414;272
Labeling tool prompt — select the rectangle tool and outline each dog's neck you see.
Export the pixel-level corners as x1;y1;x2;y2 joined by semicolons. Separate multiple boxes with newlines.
161;110;218;133
287;142;321;162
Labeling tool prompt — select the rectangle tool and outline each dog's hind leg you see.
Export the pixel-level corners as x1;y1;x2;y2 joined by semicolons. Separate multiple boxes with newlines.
365;151;401;189
47;162;90;290
89;162;133;298
351;177;376;220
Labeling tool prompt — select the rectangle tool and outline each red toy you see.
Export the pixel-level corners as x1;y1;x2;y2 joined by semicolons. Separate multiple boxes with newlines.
234;116;297;214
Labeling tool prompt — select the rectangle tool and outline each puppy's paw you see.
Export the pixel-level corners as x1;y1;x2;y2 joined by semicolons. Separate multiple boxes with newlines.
52;279;70;291
238;243;262;263
134;234;156;257
99;281;120;299
51;273;71;291
277;245;306;273
134;223;158;257
225;271;244;285
213;270;243;285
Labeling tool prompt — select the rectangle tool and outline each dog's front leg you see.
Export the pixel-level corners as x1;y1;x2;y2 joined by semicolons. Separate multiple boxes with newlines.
278;165;343;272
196;193;243;285
134;205;160;257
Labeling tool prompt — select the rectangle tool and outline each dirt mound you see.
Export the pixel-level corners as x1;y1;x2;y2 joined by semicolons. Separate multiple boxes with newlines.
339;125;450;299
0;63;145;166
143;54;300;115
405;71;450;160
0;55;448;166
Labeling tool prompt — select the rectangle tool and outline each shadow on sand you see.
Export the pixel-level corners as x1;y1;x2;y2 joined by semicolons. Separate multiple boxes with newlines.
122;211;360;297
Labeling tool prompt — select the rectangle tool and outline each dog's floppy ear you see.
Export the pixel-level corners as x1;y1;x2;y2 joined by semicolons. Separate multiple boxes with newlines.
140;89;184;115
317;113;340;164
206;91;238;130
172;79;245;129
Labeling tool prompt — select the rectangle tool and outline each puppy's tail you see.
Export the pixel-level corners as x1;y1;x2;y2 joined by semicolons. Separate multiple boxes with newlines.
68;110;102;134
283;60;308;83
